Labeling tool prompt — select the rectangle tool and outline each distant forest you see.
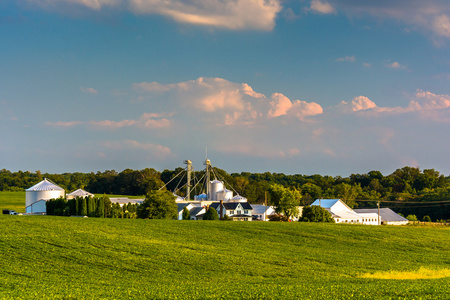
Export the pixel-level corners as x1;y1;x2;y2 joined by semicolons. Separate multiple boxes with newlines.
1;166;449;220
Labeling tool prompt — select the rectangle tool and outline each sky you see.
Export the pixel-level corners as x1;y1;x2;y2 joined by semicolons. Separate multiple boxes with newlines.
1;0;449;177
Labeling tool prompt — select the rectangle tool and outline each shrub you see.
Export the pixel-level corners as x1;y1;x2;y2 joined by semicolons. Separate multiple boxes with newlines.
300;206;334;222
268;213;289;222
422;215;432;222
182;207;190;220
203;207;219;220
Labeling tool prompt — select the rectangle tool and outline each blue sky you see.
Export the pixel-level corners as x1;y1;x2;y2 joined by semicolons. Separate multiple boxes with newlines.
1;0;449;176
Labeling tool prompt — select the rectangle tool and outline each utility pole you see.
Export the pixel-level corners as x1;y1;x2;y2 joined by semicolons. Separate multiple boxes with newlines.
377;201;381;225
184;160;192;201
264;191;267;221
204;158;211;200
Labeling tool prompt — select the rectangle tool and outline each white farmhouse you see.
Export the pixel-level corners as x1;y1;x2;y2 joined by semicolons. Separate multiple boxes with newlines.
209;202;253;221
251;204;276;221
177;203;196;220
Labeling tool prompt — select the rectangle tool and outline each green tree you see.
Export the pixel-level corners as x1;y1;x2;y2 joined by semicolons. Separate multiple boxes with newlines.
137;190;177;219
87;196;96;217
203;207;219;220
406;214;418;222
80;197;87;216
300;206;334;222
422;215;432;222
95;197;105;218
182;207;190;220
268;184;300;218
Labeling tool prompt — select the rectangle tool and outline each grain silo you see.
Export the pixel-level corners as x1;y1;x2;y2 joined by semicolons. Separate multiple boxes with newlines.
25;178;65;213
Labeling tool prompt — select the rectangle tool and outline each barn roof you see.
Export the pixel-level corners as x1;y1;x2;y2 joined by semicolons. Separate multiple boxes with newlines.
67;189;93;197
26;178;64;192
354;208;408;222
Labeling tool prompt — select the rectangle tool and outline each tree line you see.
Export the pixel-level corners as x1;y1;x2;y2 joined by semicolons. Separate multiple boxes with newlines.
2;166;449;220
46;196;138;218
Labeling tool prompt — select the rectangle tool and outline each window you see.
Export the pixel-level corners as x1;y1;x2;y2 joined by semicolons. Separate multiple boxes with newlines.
244;210;248;214
237;210;242;215
228;210;234;215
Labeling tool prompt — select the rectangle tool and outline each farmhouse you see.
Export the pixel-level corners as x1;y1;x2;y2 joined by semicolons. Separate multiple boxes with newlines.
311;199;379;225
177;203;195;220
209;201;253;221
251;204;276;221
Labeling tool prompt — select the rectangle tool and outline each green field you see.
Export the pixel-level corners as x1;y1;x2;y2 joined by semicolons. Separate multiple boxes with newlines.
1;213;449;299
0;192;25;213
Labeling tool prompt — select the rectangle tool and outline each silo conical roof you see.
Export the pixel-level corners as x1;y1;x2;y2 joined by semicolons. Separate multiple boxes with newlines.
26;178;64;191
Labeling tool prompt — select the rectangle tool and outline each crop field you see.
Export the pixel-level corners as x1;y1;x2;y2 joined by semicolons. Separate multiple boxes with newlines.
1;214;449;300
0;192;25;213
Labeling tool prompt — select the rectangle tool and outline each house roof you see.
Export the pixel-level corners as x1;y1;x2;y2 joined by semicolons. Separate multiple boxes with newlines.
311;199;340;209
251;204;274;214
189;207;205;216
177;203;191;213
354;208;408;222
210;202;252;210
67;189;93;197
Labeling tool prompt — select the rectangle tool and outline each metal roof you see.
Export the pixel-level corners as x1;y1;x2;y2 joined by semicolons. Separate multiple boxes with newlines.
354;208;408;222
311;199;340;209
26;178;64;191
67;189;93;197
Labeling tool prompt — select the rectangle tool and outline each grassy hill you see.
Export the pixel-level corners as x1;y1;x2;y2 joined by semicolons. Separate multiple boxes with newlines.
0;215;449;299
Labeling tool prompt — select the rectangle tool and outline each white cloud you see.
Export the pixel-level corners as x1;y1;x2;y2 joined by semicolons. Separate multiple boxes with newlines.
289;100;323;119
363;62;372;68
433;14;450;37
26;0;120;10
136;77;324;124
334;91;450;121
45;121;84;127
387;61;408;70
46;113;172;129
350;96;377;111
310;0;335;14
336;56;355;62
80;87;98;94
268;93;292;117
26;0;281;31
325;0;450;41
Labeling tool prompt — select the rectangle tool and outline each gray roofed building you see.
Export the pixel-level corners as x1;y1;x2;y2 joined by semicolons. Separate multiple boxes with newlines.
354;208;408;225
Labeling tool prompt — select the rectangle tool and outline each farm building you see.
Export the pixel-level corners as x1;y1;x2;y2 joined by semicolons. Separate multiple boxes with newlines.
251;204;276;221
177;203;196;220
110;197;144;207
354;208;408;225
66;189;93;199
25;178;65;214
209;202;253;221
311;199;379;225
188;206;206;220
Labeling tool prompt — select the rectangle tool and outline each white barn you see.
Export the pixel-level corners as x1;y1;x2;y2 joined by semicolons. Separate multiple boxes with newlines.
311;199;379;225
